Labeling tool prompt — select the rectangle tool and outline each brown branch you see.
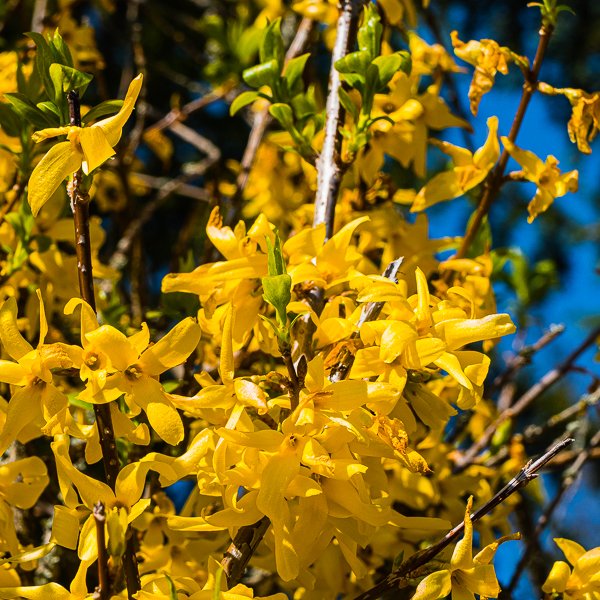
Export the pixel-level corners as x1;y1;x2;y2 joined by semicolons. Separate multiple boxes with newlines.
313;0;364;240
67;91;141;599
93;502;111;600
506;429;600;595
221;516;270;586
453;322;600;473
328;258;403;383
351;438;574;600
144;86;233;135
451;23;554;263
489;323;565;395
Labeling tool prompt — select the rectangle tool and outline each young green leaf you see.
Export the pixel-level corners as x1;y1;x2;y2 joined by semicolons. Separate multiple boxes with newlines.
335;50;372;76
48;29;74;68
4;93;55;129
49;64;93;99
357;3;382;60
0;103;22;138
259;18;285;70
25;32;56;100
36;101;62;126
338;88;358;120
242;59;280;90
283;53;309;99
165;574;179;600
230;90;262;116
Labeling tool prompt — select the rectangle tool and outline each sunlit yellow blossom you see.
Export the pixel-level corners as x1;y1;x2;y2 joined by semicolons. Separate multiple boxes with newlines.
542;538;600;599
352;268;515;414
538;83;600;154
412;116;499;211
28;74;143;216
501;137;579;223
411;497;517;600
364;73;471;180
451;32;525;116
81;315;200;445
0;293;82;454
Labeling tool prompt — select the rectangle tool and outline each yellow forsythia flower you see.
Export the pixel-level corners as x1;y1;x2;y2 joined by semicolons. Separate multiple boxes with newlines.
28;74;143;216
501;137;579;223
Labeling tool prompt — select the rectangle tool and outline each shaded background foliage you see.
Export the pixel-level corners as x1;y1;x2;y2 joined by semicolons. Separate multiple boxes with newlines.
0;0;599;596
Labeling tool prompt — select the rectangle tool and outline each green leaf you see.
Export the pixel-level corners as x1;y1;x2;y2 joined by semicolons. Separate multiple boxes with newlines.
263;274;292;328
335;50;372;76
340;72;364;94
230;91;261;116
81;99;124;125
25;32;56;100
0;103;22;137
3;93;54;129
49;63;93;99
283;53;309;99
242;59;279;89
213;565;225;600
165;574;179;600
48;29;74;68
338;88;358;120
259;18;284;70
393;550;404;571
265;234;287;276
357;3;382;60
362;64;379;116
269;103;305;146
371;54;403;91
36;101;61;126
31;234;52;253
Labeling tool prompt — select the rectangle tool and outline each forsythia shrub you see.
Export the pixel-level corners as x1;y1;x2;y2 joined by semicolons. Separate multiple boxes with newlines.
0;0;597;599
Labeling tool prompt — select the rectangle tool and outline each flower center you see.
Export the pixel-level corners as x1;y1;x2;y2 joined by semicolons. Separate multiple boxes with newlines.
124;364;144;380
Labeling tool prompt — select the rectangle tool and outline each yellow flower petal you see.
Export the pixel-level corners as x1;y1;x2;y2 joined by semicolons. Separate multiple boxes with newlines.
0;386;42;456
451;496;474;571
0;456;49;509
50;506;80;551
115;460;177;509
0;297;33;361
139;317;200;376
438;314;515;351
0;361;28;385
542;561;571;593
78;125;116;174
85;324;138;371
500;137;542;180
130;377;184;445
28;141;82;217
95;73;143;147
411;570;452;600
0;583;72;600
380;321;419;363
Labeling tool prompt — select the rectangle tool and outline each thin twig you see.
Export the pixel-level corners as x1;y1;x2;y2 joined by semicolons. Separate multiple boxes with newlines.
505;430;600;595
93;502;111;600
450;23;554;264
109;126;220;272
453;322;600;473
313;0;364;240
144;86;232;135
489;323;565;395
67;91;141;599
328;258;403;383
351;438;574;600
221;516;271;586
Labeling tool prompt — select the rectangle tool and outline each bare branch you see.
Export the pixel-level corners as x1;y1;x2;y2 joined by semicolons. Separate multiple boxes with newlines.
453;322;600;473
506;430;600;595
93;502;111;600
328;258;403;383
313;0;364;239
351;438;574;600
